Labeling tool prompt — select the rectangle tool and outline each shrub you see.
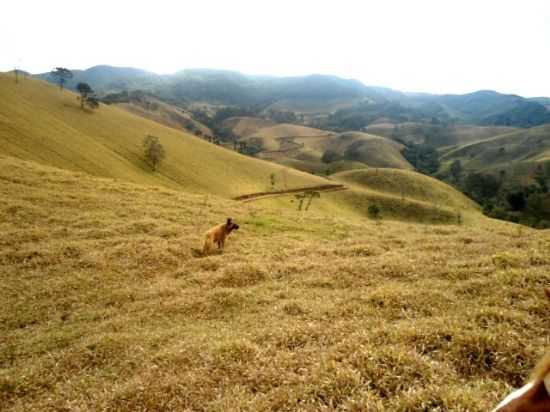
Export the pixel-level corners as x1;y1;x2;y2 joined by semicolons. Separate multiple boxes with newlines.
368;204;381;219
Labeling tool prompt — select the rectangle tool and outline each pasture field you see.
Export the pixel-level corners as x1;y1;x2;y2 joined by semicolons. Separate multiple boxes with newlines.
1;155;549;411
0;74;325;197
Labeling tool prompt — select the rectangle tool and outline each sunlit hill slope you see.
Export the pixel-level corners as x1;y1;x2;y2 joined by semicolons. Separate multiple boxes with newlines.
0;74;326;197
1;154;549;411
0;73;481;224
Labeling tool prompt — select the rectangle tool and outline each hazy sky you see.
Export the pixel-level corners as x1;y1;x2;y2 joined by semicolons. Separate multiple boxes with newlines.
2;0;549;96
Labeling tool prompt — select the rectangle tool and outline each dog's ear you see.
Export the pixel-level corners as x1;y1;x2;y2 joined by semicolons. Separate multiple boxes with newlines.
227;218;232;225
545;287;550;303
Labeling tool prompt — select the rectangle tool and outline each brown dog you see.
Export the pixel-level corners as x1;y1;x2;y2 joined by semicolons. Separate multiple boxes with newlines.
202;218;239;255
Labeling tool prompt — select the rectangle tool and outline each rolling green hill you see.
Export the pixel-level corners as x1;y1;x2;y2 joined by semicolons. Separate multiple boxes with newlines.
221;116;276;138
333;168;478;212
441;125;550;185
324;132;413;170
0;74;327;197
100;90;214;137
222;118;412;174
1;73;480;226
248;165;480;225
366;121;518;148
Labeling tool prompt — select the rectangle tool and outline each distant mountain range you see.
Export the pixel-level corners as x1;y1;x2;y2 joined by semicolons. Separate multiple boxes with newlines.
35;65;550;128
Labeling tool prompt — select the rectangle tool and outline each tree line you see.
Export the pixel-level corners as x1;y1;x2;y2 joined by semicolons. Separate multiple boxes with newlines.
444;160;550;228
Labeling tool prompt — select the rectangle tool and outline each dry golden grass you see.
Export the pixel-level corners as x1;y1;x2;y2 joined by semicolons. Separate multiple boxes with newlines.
230;120;411;175
0;74;326;197
324;132;412;170
115;97;213;136
221;117;277;138
1;155;549;411
333;168;478;212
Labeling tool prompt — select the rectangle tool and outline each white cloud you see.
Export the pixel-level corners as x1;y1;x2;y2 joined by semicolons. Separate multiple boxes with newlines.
2;0;549;96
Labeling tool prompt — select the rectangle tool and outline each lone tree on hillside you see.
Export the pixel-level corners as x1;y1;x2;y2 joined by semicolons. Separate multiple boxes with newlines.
76;82;98;110
143;135;166;171
51;67;73;91
450;159;463;182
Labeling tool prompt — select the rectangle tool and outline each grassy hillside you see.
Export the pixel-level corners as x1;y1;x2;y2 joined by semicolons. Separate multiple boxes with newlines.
0;74;327;197
116;99;212;136
247;166;480;225
0;74;480;227
102;91;213;136
324;132;413;170
441;125;550;185
221;116;276;138
225;120;412;174
247;123;332;145
2;154;549;411
366;121;517;148
333;168;478;212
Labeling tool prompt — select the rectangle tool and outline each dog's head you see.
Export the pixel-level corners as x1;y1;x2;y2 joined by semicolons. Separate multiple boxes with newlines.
226;218;239;232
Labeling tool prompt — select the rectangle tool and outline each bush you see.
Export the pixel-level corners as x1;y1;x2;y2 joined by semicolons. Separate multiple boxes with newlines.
368;204;381;219
321;149;339;164
506;191;526;211
143;135;166;171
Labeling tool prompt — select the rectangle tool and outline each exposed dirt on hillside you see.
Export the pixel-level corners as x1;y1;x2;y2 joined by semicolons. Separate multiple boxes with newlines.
233;183;347;201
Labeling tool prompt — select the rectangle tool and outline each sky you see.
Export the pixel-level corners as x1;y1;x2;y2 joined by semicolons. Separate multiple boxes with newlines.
2;0;549;97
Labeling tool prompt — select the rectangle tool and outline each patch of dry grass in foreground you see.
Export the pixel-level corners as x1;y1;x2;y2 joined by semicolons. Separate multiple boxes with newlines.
1;156;550;411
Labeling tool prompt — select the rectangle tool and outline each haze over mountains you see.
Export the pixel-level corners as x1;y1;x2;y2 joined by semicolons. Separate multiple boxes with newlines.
37;65;550;128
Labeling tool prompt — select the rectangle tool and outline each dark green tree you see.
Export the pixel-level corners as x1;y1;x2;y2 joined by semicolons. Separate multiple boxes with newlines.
51;67;73;91
402;143;440;175
321;149;339;163
449;160;463;182
76;82;94;110
506;191;526;211
465;173;501;201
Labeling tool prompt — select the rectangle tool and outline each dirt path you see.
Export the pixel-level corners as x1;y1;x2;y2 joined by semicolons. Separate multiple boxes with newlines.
233;184;347;202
